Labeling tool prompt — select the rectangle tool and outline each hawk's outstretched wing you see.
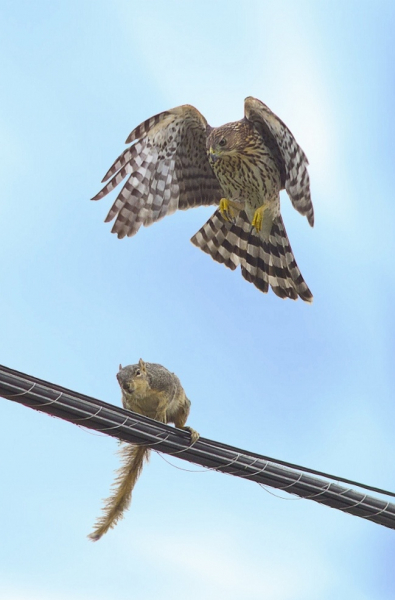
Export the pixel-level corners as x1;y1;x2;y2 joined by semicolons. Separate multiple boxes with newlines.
92;105;223;238
244;97;314;227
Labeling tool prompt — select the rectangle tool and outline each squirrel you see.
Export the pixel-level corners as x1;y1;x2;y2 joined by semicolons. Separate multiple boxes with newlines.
88;359;199;541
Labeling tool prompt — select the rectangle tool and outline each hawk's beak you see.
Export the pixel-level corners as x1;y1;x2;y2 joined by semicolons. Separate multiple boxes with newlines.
209;147;219;163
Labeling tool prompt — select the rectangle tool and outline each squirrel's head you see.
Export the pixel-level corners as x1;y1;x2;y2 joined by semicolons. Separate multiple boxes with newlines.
117;359;150;396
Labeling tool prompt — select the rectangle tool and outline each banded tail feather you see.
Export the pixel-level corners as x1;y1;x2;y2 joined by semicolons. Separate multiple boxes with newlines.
191;211;313;303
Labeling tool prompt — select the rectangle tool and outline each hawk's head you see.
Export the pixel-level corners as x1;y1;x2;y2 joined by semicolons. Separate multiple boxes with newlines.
207;120;254;163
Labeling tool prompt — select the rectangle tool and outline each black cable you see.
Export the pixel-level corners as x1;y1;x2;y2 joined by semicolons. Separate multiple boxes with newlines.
211;439;395;499
1;363;394;530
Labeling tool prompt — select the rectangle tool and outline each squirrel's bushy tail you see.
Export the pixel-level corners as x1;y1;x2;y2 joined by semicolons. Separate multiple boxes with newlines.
88;444;149;541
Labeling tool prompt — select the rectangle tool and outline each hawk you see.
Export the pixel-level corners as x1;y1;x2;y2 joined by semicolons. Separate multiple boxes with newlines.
92;97;314;302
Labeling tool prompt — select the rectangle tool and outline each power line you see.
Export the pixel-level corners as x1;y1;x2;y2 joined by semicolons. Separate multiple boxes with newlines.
1;364;394;530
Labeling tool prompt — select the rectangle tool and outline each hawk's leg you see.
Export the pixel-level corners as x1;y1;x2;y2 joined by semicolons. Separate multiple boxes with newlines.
252;204;270;233
219;198;242;222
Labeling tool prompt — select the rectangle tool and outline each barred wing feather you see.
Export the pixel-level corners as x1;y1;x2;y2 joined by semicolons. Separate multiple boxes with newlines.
244;96;314;227
91;105;222;238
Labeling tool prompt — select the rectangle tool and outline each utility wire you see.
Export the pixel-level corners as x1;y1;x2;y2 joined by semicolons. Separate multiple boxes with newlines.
1;364;394;530
212;439;395;499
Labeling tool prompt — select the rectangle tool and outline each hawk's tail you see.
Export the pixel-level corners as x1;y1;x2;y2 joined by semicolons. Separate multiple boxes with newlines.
191;210;313;303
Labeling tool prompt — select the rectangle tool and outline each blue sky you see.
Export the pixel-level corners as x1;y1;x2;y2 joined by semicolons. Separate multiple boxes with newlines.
1;1;395;598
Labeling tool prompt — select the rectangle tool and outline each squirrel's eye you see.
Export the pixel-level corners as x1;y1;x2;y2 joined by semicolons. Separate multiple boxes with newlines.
219;138;227;147
135;369;141;376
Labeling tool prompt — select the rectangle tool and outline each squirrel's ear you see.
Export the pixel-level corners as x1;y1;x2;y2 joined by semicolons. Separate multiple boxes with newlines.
119;364;123;371
138;358;146;372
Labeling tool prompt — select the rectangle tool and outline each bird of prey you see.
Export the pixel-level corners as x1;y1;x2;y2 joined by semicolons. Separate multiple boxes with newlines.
92;97;314;302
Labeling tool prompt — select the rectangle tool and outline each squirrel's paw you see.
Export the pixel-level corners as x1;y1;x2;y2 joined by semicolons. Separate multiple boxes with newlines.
183;426;200;445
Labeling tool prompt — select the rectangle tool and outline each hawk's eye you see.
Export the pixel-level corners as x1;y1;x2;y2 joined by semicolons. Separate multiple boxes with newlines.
218;138;227;147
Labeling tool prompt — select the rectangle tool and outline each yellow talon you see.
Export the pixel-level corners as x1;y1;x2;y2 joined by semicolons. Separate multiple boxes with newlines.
219;198;236;222
219;198;230;221
251;205;267;232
